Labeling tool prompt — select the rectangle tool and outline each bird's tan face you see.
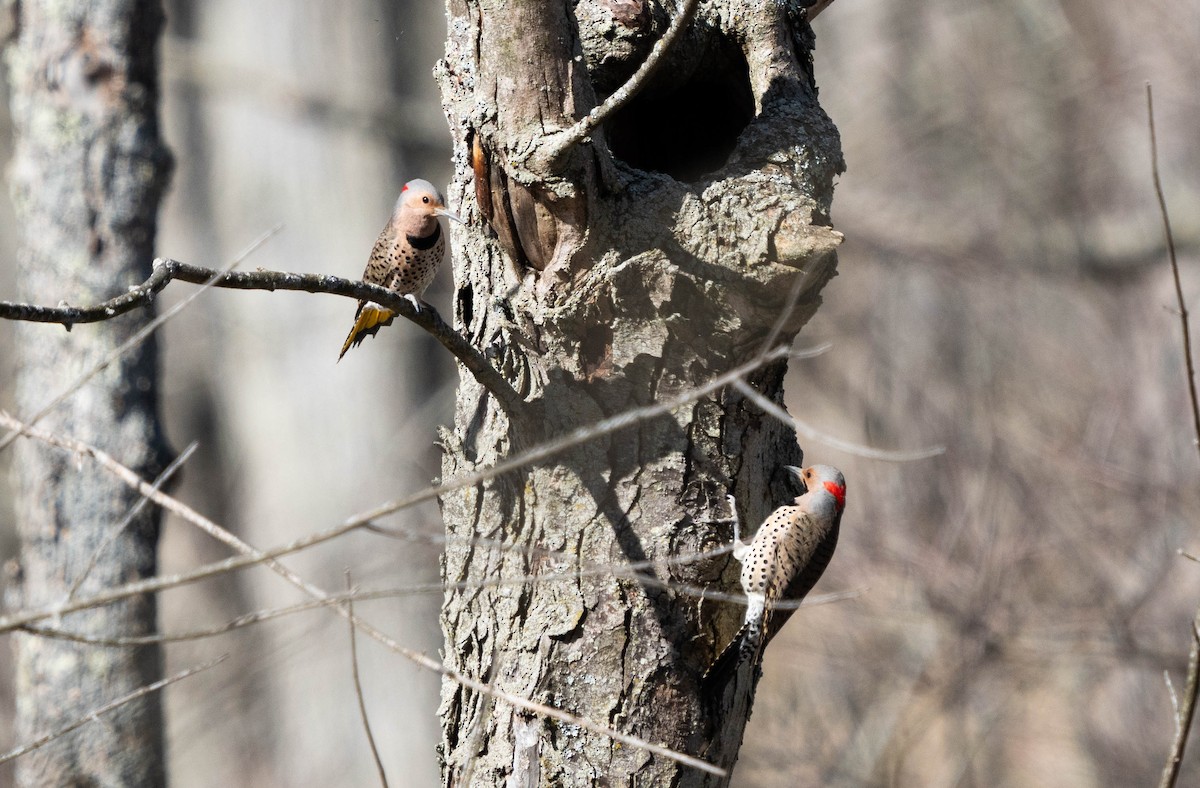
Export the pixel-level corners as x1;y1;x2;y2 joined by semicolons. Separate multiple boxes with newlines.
792;464;847;514
400;185;448;219
394;180;461;237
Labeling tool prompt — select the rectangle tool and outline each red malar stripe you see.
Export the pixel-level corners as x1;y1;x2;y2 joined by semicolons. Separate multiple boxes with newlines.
823;481;846;511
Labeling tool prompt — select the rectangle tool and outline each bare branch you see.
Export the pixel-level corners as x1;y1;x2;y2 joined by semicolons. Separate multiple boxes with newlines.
1150;81;1200;788
354;343;811;528
342;609;726;776
18;598;344;646
0;255;524;414
541;0;701;165
0;339;835;632
346;572;389;788
1168;670;1183;738
1147;84;1200;464
16;565;863;650
731;379;945;462
0;227;281;455
0;655;227;766
1162;612;1200;788
0;410;372;632
67;441;197;601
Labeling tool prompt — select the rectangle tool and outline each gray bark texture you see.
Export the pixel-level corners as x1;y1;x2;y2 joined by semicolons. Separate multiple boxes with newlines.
436;0;843;784
4;1;171;785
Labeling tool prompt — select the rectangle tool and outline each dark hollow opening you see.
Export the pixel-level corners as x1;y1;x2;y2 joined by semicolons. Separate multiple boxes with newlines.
579;323;614;381
605;36;754;182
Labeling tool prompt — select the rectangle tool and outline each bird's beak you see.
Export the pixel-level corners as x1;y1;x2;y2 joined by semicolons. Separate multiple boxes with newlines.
435;206;465;224
783;465;807;491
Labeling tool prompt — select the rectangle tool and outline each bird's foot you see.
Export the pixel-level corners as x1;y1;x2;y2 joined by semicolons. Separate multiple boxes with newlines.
728;494;749;561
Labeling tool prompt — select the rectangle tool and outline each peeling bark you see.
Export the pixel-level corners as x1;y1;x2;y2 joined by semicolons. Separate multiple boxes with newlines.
437;1;842;783
4;1;172;785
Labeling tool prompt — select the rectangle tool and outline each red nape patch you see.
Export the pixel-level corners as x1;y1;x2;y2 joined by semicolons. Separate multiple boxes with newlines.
823;481;847;511
402;183;409;191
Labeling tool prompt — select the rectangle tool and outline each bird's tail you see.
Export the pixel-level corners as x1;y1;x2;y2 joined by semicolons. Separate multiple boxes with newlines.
338;302;396;361
702;621;755;693
702;598;766;693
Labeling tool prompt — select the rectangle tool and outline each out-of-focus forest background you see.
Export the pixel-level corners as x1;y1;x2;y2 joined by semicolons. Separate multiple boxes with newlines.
0;1;1198;786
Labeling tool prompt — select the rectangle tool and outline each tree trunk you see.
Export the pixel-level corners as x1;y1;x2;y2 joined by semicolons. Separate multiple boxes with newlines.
5;2;172;785
436;1;842;783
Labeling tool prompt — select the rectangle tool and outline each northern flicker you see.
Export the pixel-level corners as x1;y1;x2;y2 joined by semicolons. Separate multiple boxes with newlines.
338;179;461;361
703;464;846;690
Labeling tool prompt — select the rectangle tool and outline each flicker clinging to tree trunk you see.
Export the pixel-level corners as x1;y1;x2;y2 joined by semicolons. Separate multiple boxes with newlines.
338;179;461;361
703;464;846;690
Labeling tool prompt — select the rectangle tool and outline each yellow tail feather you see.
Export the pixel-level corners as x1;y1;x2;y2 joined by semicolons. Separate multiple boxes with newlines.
338;303;396;361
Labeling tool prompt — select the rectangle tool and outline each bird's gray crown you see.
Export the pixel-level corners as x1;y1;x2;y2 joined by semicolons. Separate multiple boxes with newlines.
400;178;445;206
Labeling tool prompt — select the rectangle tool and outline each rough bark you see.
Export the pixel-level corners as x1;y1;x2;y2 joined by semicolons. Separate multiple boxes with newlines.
436;0;842;784
4;1;172;785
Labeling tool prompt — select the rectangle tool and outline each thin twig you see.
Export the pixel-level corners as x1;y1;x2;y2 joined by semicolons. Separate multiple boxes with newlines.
731;379;946;462
67;441;198;601
0;410;361;629
541;0;701;164
0;255;523;414
1147;84;1200;465
1149;81;1200;788
352;344;814;529
17;564;862;649
11;502;855;645
0;227;282;454
0;654;227;766
757;245;816;361
1162;615;1200;788
352;608;724;775
18;599;344;646
1168;670;1183;739
346;572;389;788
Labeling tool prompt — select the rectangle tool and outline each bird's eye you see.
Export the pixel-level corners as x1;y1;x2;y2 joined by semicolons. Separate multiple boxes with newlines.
422;196;430;203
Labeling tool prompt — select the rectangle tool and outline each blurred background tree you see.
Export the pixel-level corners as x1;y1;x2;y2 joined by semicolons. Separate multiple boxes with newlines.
3;2;173;785
0;0;1198;786
2;1;452;785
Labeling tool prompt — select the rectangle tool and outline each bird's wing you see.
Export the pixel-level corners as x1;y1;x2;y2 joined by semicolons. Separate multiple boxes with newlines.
764;510;841;642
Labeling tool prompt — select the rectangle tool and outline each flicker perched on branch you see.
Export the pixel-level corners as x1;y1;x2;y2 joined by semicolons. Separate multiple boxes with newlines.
338;179;461;361
703;464;846;690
